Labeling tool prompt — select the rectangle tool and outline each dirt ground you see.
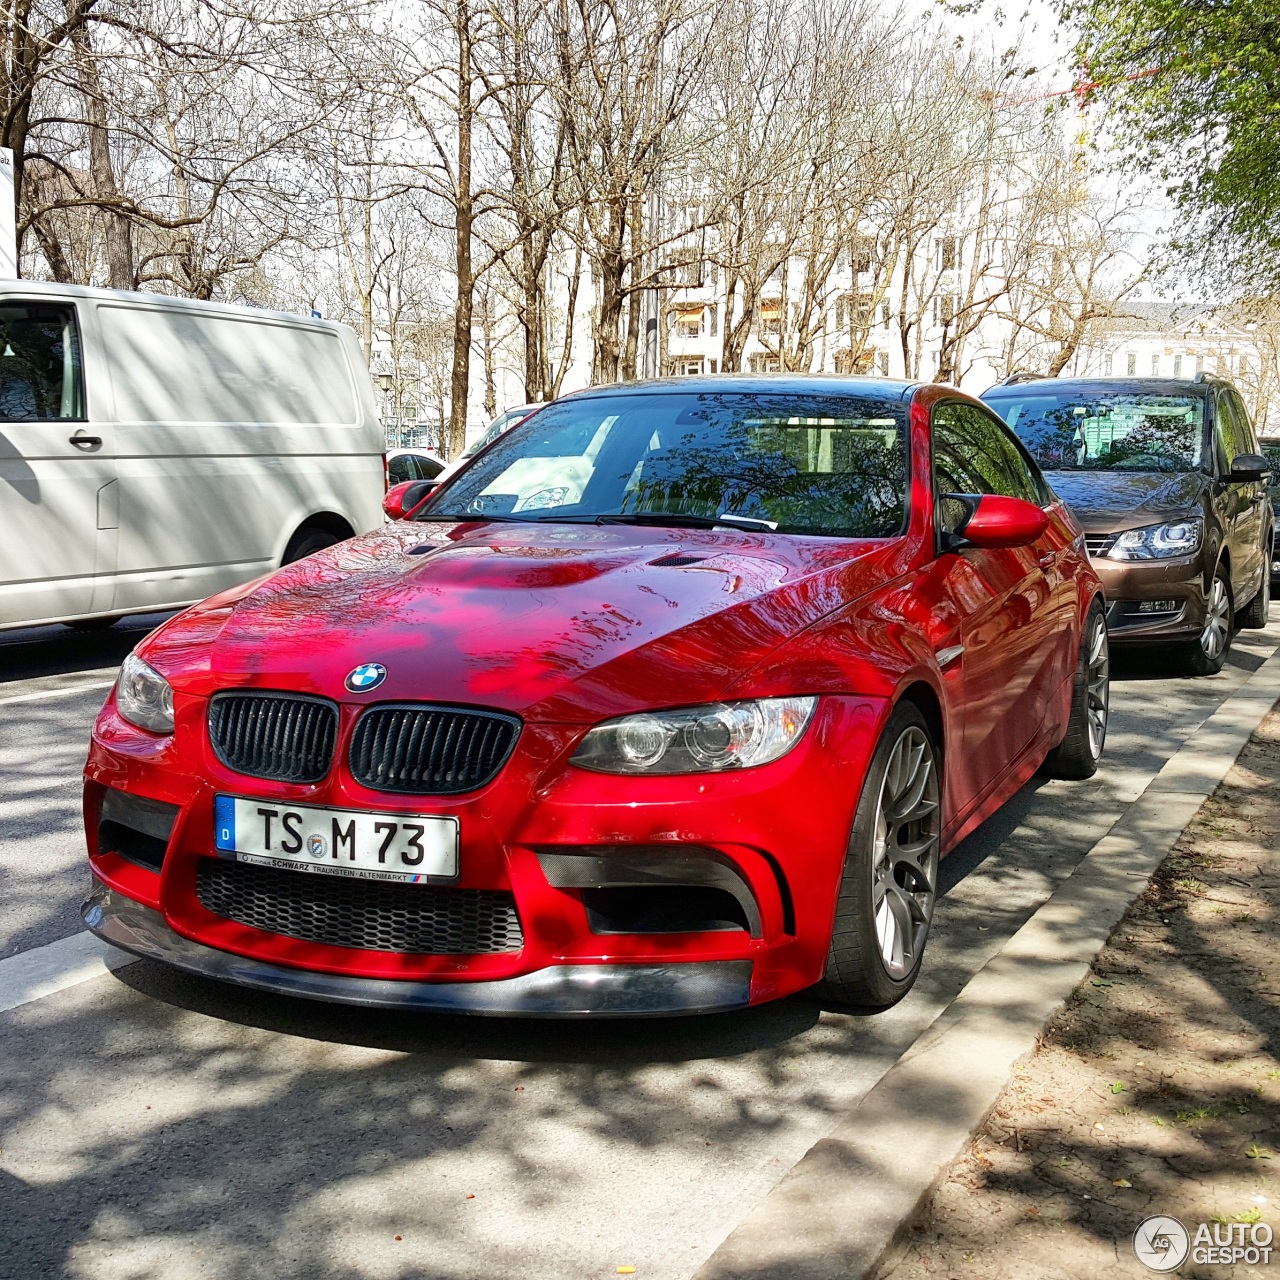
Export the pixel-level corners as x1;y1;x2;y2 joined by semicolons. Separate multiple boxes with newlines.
883;709;1280;1280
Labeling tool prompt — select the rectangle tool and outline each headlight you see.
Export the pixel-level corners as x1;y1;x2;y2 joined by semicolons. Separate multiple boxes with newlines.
517;486;569;511
116;653;175;734
1105;518;1203;560
572;696;817;774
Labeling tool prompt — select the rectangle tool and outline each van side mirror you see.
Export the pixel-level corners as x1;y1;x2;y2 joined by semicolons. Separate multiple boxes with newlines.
1229;453;1271;483
383;479;434;521
941;493;1049;551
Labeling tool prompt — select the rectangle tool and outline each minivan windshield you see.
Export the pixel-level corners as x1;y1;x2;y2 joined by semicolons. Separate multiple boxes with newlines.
985;391;1206;474
418;391;909;538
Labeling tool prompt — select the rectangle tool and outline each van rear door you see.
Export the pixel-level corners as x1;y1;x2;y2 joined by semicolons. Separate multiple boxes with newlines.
0;299;115;627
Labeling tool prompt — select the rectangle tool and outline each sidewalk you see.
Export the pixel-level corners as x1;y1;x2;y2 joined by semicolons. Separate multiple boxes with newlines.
883;709;1280;1279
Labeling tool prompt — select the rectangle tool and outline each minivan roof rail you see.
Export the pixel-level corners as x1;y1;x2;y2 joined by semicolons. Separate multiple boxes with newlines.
998;371;1043;385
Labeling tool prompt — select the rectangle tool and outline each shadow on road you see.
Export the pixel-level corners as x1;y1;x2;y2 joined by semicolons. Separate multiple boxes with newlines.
0;613;175;683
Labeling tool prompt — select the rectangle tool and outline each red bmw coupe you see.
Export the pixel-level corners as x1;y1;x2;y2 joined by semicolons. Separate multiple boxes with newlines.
83;378;1107;1016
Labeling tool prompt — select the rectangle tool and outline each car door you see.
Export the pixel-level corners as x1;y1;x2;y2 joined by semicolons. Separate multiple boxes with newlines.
1214;389;1266;607
930;400;1062;807
0;298;115;626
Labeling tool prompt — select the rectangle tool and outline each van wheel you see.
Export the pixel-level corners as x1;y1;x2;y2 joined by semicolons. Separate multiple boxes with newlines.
1239;570;1270;630
1172;565;1233;676
817;702;941;1012
282;527;343;565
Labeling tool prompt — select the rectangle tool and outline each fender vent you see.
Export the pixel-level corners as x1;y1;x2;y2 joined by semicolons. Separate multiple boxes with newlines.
651;555;708;567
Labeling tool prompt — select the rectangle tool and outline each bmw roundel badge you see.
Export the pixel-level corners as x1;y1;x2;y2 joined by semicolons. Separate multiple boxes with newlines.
345;662;387;693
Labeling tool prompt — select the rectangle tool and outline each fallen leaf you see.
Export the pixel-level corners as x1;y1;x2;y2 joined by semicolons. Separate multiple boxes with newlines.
394;1236;402;1242
1113;1179;1132;1188
466;1193;476;1199
1247;1144;1273;1160
617;1269;637;1276
1111;1082;1125;1094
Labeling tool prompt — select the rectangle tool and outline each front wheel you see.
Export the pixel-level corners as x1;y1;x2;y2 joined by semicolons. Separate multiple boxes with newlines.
818;702;941;1011
1171;565;1232;676
1041;598;1109;780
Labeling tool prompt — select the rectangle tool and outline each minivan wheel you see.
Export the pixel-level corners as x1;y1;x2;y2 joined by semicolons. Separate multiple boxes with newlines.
1173;566;1233;676
282;527;343;565
1041;598;1109;780
817;702;940;1011
1239;569;1270;630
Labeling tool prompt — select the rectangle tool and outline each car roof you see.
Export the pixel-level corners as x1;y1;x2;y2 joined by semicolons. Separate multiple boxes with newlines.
982;377;1218;399
558;374;921;402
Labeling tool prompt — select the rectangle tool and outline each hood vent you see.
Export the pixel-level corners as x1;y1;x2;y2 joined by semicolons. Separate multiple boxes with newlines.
650;554;709;567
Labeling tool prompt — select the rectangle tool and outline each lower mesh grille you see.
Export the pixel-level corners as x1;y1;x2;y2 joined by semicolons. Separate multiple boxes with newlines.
196;858;524;954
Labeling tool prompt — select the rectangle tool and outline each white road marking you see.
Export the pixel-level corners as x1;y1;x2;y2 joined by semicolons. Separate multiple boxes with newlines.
0;679;115;707
0;930;137;1014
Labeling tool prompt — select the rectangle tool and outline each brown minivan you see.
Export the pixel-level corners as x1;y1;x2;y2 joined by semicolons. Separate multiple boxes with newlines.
982;376;1273;675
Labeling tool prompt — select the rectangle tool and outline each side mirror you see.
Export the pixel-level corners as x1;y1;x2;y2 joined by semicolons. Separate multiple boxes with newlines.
943;494;1049;550
1229;453;1271;483
383;479;434;521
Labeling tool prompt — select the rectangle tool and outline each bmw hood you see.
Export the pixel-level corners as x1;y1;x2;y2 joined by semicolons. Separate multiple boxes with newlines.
142;521;887;722
1042;469;1207;532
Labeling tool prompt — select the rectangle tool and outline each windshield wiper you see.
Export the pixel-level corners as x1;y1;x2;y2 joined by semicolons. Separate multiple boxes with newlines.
593;512;779;531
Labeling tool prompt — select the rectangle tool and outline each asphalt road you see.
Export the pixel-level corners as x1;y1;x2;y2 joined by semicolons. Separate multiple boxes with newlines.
1;613;1276;1280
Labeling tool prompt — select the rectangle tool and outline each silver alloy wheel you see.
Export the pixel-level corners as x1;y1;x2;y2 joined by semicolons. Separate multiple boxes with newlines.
871;726;941;979
1085;610;1110;759
1201;574;1230;660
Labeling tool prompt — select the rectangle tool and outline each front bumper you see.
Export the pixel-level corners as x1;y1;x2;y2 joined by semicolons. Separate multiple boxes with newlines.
85;690;886;1012
83;887;754;1016
1089;554;1206;644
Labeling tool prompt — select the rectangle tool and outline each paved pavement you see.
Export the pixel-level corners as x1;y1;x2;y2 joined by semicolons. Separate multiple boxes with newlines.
0;614;1276;1280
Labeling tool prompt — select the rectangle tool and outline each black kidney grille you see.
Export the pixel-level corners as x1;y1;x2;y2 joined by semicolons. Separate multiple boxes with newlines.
208;692;338;783
196;858;524;954
349;705;520;795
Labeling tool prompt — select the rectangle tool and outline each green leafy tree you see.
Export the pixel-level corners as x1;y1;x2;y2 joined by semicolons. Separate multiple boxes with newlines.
1066;0;1280;289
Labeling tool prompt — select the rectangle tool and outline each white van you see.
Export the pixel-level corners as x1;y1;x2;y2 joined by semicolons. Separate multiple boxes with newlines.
0;283;384;630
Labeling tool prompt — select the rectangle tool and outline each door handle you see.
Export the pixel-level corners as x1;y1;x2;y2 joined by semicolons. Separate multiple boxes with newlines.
69;431;102;450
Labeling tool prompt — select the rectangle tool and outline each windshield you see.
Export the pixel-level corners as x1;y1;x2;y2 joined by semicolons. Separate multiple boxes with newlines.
463;407;530;459
985;391;1207;473
418;391;910;538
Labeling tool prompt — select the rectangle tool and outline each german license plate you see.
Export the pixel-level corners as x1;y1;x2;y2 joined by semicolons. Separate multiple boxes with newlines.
214;795;458;883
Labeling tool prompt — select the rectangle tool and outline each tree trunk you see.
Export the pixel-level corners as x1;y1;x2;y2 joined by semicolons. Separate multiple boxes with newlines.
72;24;132;290
448;0;475;459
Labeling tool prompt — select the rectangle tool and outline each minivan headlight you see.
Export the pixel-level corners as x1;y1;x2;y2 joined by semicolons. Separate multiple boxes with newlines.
572;697;817;774
1105;518;1203;560
116;653;175;735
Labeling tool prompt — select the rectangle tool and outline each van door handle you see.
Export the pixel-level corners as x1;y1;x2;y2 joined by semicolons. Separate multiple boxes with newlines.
69;432;102;450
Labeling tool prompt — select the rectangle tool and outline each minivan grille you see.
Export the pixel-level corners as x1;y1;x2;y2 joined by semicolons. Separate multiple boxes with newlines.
208;692;338;783
349;704;520;795
1084;534;1116;558
196;858;523;954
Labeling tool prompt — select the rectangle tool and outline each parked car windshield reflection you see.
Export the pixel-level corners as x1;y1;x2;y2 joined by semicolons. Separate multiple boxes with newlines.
418;391;910;538
987;391;1205;473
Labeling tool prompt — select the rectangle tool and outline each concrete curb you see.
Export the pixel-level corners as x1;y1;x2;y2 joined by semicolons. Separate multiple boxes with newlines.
694;647;1280;1280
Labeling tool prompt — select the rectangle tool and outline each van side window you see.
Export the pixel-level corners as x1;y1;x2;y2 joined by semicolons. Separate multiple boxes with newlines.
1231;391;1259;453
0;303;84;421
1214;391;1250;471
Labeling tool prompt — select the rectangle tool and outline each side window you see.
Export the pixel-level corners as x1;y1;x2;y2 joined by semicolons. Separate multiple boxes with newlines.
932;402;1041;504
1213;392;1247;471
0;301;85;421
1231;392;1258;454
387;455;412;484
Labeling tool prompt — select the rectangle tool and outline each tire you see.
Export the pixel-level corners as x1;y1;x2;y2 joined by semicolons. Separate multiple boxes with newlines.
817;701;941;1011
1041;597;1109;781
1239;568;1270;629
282;527;343;565
1171;565;1233;676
